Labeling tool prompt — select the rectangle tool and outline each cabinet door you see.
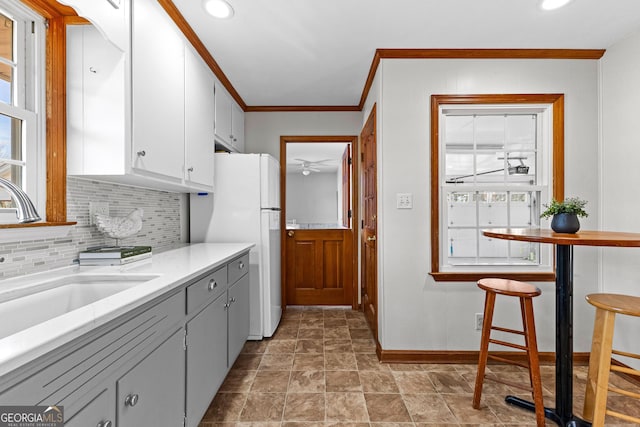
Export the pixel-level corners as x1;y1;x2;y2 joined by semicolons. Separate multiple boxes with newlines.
64;387;115;427
67;25;127;176
214;82;232;147
231;102;245;152
117;328;185;427
184;47;215;188
131;0;185;180
228;274;250;366
185;293;228;427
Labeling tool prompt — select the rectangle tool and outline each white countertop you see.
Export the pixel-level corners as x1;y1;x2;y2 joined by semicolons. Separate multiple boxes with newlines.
0;243;254;378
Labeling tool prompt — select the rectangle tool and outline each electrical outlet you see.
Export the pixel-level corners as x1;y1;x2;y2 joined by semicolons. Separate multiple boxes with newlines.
89;202;109;225
475;313;484;330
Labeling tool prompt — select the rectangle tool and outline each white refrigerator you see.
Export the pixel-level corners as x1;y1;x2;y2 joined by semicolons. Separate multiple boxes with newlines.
190;153;282;339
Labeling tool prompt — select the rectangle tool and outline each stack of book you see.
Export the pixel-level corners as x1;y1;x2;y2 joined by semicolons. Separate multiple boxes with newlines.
79;246;152;266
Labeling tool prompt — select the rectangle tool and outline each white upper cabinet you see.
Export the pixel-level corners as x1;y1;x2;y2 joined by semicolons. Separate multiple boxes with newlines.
231;102;245;153
65;0;215;192
214;83;244;152
184;47;215;187
131;0;185;181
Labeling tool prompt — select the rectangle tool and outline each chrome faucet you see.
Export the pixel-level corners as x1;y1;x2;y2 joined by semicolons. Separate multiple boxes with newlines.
0;177;41;223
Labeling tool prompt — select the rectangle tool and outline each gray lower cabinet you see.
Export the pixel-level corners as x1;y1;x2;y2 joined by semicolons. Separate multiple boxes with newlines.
0;250;251;427
185;292;228;426
228;274;250;365
118;328;185;427
185;252;250;427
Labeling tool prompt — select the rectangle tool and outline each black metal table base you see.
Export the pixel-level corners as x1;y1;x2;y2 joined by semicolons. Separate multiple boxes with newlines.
505;396;592;427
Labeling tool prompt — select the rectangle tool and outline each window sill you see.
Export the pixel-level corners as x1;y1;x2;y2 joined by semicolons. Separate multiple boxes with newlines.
430;271;556;282
0;222;76;243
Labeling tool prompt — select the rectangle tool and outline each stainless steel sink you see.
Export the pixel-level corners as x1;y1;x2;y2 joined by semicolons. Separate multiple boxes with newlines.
0;274;160;339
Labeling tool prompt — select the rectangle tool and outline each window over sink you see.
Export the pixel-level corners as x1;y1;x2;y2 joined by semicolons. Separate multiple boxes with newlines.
0;0;45;224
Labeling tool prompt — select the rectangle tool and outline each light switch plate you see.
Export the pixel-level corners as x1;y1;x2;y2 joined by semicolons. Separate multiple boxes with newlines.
396;193;413;209
89;202;109;225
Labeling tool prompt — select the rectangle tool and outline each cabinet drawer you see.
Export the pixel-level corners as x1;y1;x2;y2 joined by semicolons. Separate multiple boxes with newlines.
186;266;227;314
227;253;249;285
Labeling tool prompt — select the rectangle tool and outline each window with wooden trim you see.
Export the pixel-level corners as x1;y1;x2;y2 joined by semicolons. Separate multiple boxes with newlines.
430;94;564;282
0;0;45;223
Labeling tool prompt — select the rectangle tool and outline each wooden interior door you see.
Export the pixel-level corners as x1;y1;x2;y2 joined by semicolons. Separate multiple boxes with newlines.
281;136;358;307
285;229;353;305
361;106;378;340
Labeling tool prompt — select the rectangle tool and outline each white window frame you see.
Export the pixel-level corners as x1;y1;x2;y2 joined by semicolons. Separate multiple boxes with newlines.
0;0;45;223
439;105;554;274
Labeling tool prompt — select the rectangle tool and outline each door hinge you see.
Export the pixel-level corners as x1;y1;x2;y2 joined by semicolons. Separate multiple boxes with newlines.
348;209;352;219
361;153;364;162
183;330;187;350
348;157;352;165
31;21;35;34
361;219;364;229
183;413;187;427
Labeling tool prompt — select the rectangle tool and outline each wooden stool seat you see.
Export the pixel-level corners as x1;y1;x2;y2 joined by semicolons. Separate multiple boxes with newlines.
586;293;640;317
477;278;542;298
583;293;640;426
473;278;545;427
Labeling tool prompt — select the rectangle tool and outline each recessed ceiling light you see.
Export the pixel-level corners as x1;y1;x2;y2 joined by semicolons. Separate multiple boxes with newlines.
203;0;234;19
540;0;573;10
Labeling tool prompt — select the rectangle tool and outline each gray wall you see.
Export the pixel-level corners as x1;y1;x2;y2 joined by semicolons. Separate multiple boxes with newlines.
286;171;339;225
366;58;600;352
600;29;640;368
0;177;184;279
244;111;362;158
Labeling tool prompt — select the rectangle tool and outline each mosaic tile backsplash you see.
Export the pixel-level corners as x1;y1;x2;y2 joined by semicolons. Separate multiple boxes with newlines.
0;177;184;279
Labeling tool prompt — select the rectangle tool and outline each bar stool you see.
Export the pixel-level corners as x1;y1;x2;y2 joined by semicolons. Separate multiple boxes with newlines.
473;278;545;427
583;293;640;426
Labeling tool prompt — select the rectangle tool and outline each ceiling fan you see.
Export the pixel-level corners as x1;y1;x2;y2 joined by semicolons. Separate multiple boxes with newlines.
295;158;334;176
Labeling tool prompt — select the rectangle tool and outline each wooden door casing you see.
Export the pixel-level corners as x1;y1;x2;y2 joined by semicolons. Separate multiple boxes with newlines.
280;135;359;309
341;145;351;228
286;229;353;305
361;105;378;341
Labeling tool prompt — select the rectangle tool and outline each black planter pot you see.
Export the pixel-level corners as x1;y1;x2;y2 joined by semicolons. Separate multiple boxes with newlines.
551;213;580;233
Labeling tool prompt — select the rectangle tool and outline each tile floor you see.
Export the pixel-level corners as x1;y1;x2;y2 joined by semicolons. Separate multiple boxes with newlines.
199;307;640;426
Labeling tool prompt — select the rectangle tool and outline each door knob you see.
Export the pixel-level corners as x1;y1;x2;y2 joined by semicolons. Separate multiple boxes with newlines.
287;230;295;237
208;279;217;291
238;261;244;269
367;236;376;241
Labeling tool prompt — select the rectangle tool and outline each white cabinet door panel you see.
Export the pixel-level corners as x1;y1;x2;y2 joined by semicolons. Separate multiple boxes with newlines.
132;0;184;179
185;47;215;187
228;274;250;365
214;83;232;147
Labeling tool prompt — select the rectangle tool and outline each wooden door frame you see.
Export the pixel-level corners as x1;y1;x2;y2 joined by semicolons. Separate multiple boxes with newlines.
280;135;360;310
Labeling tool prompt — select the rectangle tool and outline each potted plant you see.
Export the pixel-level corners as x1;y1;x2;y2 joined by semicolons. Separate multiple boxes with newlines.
540;197;588;233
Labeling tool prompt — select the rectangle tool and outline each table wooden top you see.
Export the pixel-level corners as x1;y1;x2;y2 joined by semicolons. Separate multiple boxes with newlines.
483;228;640;247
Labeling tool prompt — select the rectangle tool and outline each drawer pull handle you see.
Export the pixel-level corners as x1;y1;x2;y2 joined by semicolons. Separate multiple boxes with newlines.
208;279;217;291
124;393;139;407
98;421;113;427
137;150;146;157
187;166;194;172
230;297;236;303
224;303;229;310
238;261;244;270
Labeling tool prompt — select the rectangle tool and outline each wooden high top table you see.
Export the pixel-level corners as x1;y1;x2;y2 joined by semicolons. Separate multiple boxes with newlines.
482;228;640;427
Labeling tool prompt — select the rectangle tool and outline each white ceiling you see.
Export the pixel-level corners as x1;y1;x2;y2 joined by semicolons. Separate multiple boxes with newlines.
172;0;640;107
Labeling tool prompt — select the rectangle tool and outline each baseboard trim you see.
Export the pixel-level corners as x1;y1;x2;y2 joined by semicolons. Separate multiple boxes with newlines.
378;348;591;365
